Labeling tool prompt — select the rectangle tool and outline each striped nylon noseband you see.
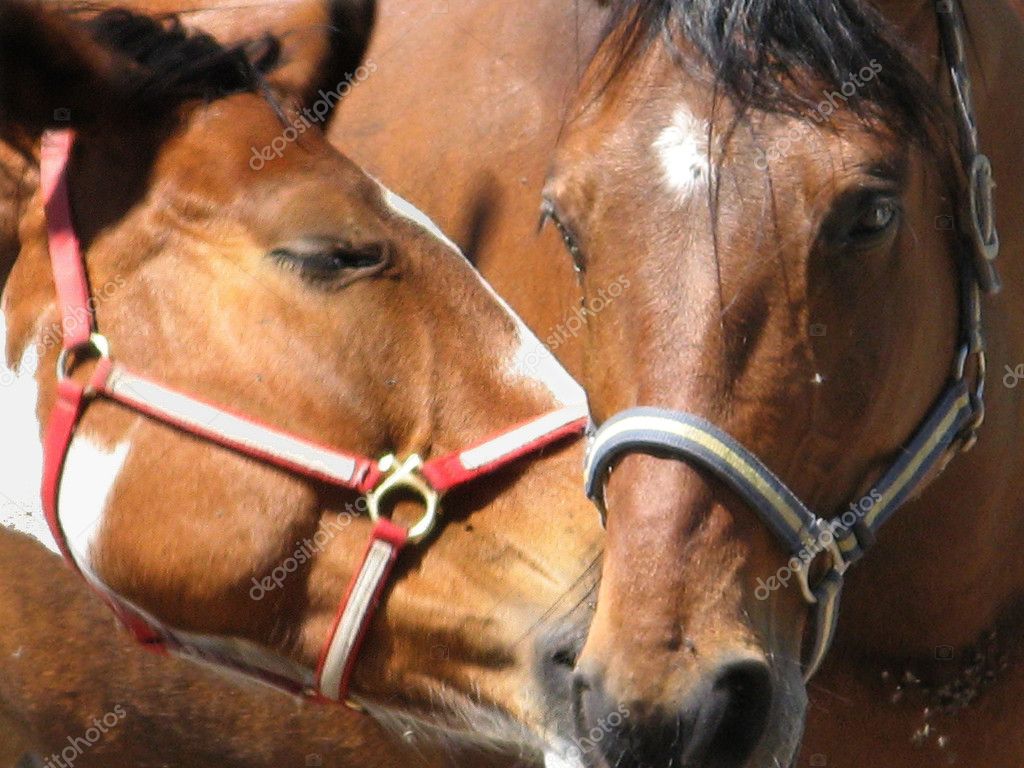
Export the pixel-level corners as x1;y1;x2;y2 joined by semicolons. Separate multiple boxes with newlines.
584;0;1000;679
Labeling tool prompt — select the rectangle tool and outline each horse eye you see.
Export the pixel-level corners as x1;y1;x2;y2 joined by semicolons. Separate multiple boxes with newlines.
270;238;390;284
540;203;586;275
848;198;900;242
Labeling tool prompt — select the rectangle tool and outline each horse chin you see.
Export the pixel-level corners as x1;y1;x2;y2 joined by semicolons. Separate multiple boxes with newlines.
544;743;587;768
541;661;807;768
542;722;805;768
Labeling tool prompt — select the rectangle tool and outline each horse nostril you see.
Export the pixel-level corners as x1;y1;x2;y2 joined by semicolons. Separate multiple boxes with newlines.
535;628;585;706
551;646;579;669
687;658;773;767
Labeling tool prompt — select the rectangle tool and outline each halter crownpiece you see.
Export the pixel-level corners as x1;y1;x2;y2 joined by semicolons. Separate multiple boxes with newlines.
584;0;998;680
936;0;1001;294
38;128;589;705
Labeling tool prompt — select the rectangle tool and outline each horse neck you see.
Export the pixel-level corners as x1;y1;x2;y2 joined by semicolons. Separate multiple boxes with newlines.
837;0;1024;661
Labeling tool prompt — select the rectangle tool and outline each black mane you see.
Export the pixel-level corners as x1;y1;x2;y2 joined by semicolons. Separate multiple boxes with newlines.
78;7;281;110
602;0;943;136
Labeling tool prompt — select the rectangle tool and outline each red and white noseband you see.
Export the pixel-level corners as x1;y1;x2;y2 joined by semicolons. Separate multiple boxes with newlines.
38;129;589;705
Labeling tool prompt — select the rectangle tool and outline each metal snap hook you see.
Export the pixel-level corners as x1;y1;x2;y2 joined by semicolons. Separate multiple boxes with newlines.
794;532;849;606
366;454;441;545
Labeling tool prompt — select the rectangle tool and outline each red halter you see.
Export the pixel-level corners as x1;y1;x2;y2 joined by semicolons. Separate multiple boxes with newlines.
37;129;588;704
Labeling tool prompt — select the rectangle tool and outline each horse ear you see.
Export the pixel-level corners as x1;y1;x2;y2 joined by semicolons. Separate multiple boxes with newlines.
0;1;125;136
260;0;376;118
179;0;375;119
320;0;376;102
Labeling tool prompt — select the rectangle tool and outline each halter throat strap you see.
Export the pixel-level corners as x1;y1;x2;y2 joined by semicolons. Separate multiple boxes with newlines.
38;129;588;705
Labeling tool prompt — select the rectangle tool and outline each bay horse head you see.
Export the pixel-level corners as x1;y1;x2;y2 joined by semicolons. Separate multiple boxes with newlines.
541;0;1018;766
0;0;603;751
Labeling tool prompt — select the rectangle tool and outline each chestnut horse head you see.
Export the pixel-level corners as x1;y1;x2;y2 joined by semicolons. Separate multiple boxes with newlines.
542;0;1023;766
0;0;603;751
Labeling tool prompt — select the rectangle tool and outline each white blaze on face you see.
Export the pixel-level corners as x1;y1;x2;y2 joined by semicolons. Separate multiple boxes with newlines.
382;187;461;253
379;184;587;410
653;105;712;200
503;312;585;407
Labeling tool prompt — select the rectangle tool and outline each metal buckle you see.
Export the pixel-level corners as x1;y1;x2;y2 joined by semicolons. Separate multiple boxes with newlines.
366;454;441;545
794;531;848;606
959;349;987;453
968;154;1001;293
56;332;110;382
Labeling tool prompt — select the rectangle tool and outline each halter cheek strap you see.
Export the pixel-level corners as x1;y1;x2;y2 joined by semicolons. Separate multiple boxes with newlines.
38;128;589;705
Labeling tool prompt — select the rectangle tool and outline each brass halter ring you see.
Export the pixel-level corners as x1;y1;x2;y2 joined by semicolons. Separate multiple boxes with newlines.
56;332;110;382
366;454;441;544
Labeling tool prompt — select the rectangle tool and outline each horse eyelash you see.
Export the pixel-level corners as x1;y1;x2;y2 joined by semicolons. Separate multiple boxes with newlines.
539;203;586;272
